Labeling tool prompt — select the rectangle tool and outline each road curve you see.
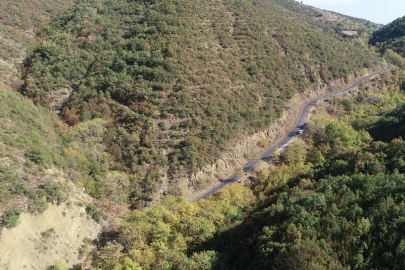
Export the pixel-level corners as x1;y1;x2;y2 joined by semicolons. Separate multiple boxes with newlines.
190;64;392;202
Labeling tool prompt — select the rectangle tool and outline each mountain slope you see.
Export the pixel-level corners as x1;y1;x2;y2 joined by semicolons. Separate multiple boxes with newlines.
92;66;405;270
21;0;382;204
0;0;75;79
253;0;377;38
369;15;405;57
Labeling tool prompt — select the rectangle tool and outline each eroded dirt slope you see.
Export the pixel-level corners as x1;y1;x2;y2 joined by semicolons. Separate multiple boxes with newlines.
0;186;102;270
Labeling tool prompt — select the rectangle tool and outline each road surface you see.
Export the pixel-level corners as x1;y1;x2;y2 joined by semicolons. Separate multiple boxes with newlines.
191;64;392;202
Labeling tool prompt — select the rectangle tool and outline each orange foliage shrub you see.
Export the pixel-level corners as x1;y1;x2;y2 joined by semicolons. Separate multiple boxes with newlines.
320;69;328;81
64;108;80;126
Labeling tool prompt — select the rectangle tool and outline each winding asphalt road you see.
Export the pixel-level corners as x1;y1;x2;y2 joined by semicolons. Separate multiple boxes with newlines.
191;64;392;202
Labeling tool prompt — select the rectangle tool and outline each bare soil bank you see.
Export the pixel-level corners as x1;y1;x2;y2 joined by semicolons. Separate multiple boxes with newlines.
0;193;101;270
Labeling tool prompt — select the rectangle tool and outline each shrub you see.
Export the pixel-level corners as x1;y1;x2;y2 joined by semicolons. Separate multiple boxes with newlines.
29;198;49;213
53;259;68;270
25;148;53;166
342;99;353;112
41;228;54;238
44;181;66;204
80;237;94;258
0;166;18;181
99;171;130;205
85;203;103;223
158;121;166;130
2;208;23;228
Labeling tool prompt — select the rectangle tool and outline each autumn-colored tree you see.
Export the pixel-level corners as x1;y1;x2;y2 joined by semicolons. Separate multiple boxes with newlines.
320;69;328;81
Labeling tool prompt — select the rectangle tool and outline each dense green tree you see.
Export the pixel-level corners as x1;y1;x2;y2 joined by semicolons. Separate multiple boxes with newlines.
370;15;405;57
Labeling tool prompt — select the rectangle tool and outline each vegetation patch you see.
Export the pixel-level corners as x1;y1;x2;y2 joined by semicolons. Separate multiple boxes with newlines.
0;86;69;216
25;148;53;166
2;208;23;228
85;202;104;223
40;227;55;239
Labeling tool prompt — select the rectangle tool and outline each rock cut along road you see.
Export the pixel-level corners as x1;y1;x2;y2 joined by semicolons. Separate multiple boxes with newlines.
191;64;392;202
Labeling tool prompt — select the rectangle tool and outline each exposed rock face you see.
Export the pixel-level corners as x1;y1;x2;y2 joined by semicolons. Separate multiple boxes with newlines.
184;64;384;199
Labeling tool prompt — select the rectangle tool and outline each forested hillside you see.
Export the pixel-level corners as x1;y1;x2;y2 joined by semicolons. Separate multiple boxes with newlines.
91;65;405;270
0;0;74;79
370;15;405;57
0;0;403;269
0;85;66;223
20;0;382;205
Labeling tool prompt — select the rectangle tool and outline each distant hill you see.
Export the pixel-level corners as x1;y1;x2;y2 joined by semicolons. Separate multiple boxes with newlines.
369;15;405;57
254;0;378;38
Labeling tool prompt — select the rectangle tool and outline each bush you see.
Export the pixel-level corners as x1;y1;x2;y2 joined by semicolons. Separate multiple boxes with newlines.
25;148;53;166
342;99;353;112
0;166;18;181
85;203;103;223
44;181;66;204
41;227;55;238
2;208;23;228
80;237;94;258
29;198;49;213
53;259;68;270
